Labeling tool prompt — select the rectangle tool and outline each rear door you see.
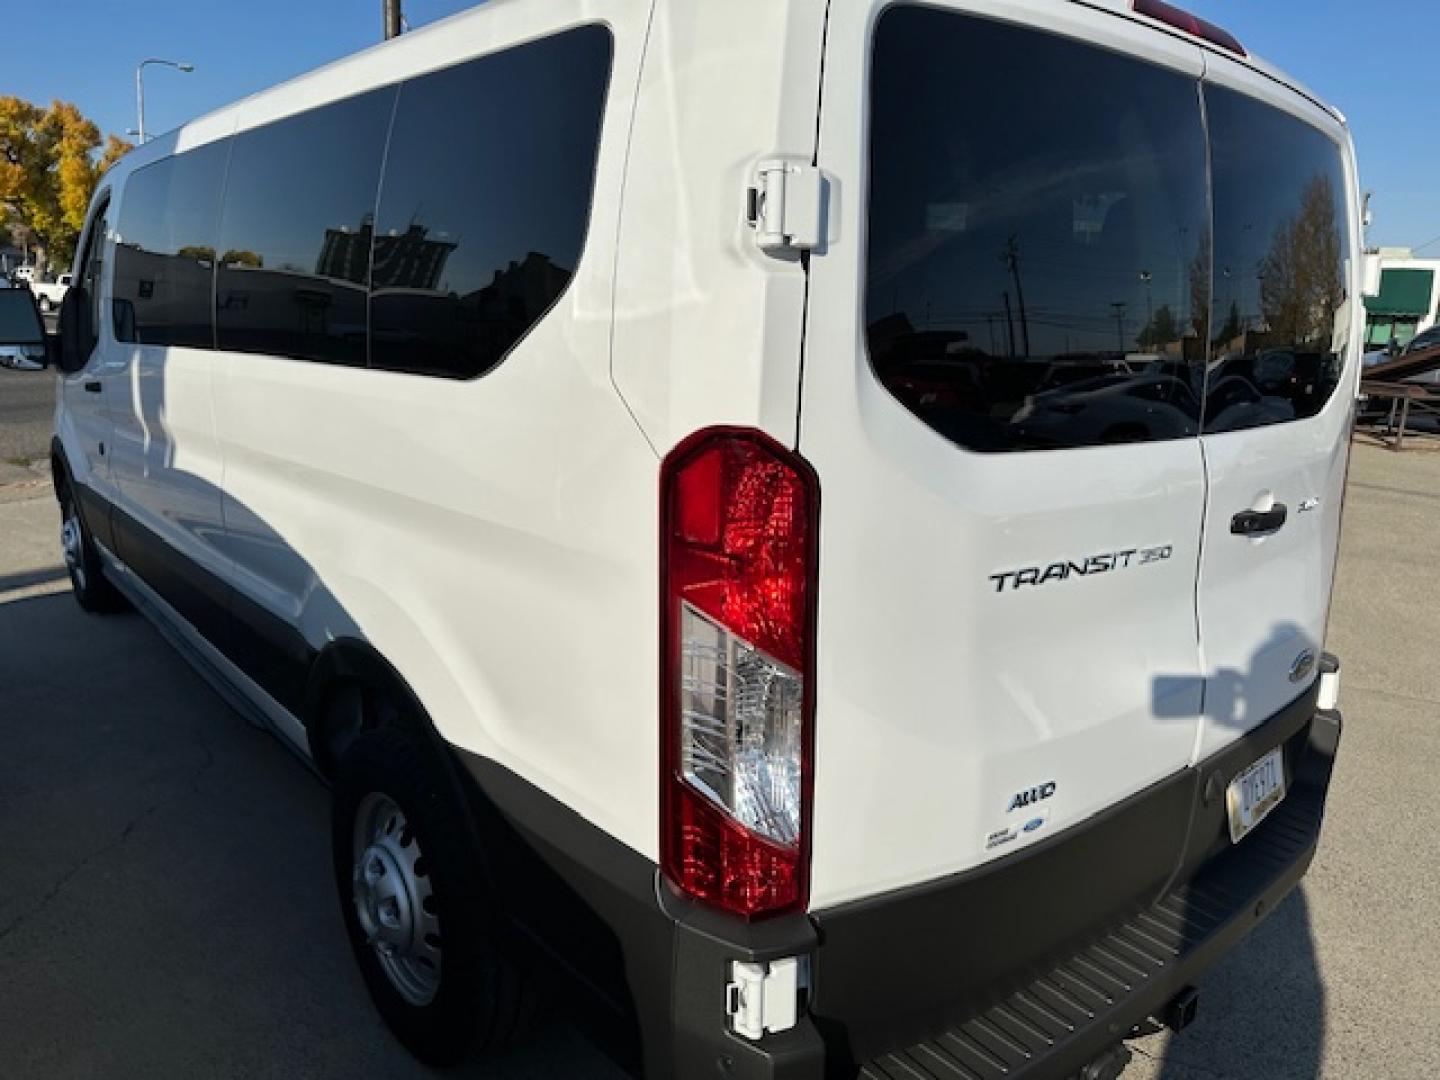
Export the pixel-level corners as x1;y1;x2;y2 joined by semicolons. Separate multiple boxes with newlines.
800;1;1211;907
1192;60;1360;759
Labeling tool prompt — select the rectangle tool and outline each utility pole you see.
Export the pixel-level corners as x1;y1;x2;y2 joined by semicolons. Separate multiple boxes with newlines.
383;0;403;40
1110;301;1128;355
1002;291;1017;359
1001;234;1031;357
1139;270;1153;345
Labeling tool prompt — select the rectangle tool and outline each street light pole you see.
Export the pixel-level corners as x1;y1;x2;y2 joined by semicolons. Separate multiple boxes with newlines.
135;58;195;143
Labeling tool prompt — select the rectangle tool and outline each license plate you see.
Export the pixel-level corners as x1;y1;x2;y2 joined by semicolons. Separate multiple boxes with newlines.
1226;747;1287;843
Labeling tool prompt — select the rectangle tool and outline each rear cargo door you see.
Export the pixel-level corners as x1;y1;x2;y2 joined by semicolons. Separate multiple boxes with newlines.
799;1;1212;908
1192;58;1360;760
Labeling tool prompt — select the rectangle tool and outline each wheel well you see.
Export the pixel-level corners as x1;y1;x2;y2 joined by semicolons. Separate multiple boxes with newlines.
304;640;469;794
50;439;70;493
304;639;503;895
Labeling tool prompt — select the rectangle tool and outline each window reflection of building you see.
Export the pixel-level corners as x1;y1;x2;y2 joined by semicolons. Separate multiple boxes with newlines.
372;220;457;292
316;215;460;292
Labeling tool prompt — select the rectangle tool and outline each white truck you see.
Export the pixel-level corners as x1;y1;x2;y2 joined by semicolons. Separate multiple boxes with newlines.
29;273;71;313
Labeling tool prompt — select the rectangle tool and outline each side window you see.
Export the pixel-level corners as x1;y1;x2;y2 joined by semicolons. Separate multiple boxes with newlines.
1205;87;1350;433
369;26;612;378
112;140;229;348
77;200;110;358
215;87;396;366
865;8;1211;452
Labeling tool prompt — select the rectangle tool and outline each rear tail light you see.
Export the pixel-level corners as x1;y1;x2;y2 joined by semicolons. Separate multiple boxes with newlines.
1133;0;1246;56
660;428;818;919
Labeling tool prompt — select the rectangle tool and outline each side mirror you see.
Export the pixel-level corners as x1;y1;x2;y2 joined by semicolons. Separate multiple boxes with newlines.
56;285;92;374
0;285;48;370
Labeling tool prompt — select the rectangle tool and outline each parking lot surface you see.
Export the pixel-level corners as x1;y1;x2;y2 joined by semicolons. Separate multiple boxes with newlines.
0;439;1436;1078
0;365;55;473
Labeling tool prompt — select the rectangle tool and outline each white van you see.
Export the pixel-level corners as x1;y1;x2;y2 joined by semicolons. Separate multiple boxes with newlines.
39;1;1353;1076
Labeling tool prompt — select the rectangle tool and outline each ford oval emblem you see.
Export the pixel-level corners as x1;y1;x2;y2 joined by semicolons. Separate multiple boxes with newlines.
1023;817;1046;833
1288;649;1317;684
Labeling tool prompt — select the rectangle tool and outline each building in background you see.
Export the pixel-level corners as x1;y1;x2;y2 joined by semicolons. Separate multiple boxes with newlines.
1363;247;1440;349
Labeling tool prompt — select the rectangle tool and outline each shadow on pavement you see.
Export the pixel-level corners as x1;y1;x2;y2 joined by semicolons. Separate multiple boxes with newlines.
0;588;622;1078
1154;889;1323;1079
0;566;69;595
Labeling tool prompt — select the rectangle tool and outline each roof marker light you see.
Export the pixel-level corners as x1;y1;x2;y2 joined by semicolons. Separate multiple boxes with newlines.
1133;0;1246;57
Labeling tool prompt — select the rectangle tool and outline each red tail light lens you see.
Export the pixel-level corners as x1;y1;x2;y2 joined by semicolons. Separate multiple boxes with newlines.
660;428;818;918
1133;0;1246;56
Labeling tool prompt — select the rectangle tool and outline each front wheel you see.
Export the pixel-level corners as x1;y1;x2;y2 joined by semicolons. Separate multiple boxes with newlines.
332;724;538;1066
57;478;127;613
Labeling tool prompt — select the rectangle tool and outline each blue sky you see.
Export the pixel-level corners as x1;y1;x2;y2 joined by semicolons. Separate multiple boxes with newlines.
10;1;1436;250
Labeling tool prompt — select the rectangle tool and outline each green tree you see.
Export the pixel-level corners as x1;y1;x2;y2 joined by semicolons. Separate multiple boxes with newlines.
1214;300;1243;347
0;97;131;275
1259;174;1343;345
1137;304;1180;349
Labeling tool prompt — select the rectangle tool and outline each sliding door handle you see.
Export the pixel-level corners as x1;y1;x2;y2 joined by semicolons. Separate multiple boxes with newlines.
1230;504;1287;536
82;380;102;393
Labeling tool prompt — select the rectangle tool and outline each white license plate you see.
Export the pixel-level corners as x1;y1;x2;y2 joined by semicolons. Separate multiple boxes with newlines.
1227;747;1287;843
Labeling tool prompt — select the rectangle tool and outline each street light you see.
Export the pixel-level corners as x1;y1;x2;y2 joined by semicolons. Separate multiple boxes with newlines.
135;59;195;143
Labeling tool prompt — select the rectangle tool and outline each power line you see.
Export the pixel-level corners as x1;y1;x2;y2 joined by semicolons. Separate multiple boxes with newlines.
1411;231;1440;254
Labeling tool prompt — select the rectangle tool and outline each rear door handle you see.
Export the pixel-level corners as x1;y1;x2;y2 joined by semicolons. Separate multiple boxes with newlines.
1230;504;1287;536
83;380;101;393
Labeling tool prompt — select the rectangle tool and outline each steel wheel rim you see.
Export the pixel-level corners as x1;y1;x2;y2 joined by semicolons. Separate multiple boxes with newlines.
352;792;442;1006
60;508;86;591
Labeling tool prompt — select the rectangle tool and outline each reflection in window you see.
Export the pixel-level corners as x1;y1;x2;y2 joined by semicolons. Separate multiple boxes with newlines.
1205;87;1350;433
369;26;612;378
113;141;229;348
866;8;1210;452
215;87;397;366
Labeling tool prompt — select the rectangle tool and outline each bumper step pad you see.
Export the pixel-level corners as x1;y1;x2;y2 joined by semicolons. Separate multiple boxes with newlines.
860;777;1326;1080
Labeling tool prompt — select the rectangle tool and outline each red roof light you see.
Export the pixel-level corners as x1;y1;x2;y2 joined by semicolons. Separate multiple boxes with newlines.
1133;0;1246;57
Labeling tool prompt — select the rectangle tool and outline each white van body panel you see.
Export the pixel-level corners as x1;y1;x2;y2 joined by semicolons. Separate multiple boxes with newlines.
63;0;665;867
1191;53;1363;759
214;0;659;862
610;0;827;453
799;0;1215;909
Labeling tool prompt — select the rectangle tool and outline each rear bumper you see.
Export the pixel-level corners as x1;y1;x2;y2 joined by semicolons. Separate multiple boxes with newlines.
455;680;1340;1080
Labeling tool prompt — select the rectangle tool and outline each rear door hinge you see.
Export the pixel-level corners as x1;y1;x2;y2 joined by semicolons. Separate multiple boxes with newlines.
725;957;801;1041
747;158;825;255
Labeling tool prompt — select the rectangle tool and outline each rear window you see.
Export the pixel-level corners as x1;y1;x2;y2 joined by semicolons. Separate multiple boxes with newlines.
1204;86;1350;432
866;8;1211;452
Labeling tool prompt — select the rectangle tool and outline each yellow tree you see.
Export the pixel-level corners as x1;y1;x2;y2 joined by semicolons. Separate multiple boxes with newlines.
0;97;131;275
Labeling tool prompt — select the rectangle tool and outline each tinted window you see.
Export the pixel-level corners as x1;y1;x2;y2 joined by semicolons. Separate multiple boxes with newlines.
215;87;396;366
79;201;110;358
113;141;229;347
1205;88;1350;433
369;27;611;378
866;9;1211;452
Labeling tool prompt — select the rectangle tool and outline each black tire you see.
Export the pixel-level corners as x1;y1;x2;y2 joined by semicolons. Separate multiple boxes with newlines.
332;723;539;1066
56;477;127;613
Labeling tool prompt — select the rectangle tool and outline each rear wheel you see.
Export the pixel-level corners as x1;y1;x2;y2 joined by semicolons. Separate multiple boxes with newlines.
332;723;538;1065
57;478;127;613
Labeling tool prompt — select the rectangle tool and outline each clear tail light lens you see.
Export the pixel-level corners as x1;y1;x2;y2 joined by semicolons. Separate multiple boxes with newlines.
661;428;818;918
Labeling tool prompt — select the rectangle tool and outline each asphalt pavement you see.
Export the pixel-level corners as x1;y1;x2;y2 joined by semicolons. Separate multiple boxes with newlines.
0;439;1436;1078
0;366;56;472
